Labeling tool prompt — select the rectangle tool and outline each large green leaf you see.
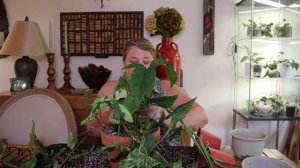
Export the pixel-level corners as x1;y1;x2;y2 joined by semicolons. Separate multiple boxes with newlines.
126;63;156;107
80;97;112;125
118;102;134;123
112;99;124;124
149;59;177;87
123;92;138;114
149;95;178;108
114;76;131;92
171;98;196;121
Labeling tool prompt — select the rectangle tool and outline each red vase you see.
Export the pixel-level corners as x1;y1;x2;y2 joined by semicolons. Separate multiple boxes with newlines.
156;37;181;86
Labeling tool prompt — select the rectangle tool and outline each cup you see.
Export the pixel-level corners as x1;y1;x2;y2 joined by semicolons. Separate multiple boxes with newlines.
285;104;296;117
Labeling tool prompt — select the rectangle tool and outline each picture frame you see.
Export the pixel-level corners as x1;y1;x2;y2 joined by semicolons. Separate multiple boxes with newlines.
203;0;215;55
10;77;31;92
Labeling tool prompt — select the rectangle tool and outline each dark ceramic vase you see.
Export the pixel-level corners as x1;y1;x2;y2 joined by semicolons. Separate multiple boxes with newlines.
14;56;37;88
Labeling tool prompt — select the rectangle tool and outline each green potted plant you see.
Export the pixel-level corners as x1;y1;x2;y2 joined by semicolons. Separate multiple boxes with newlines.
80;59;223;168
253;94;284;117
264;52;299;78
242;20;273;37
243;19;260;36
263;60;280;78
274;19;292;37
259;22;273;37
241;52;265;77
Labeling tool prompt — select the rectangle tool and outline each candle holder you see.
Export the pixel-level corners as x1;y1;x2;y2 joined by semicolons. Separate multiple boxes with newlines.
46;53;57;90
59;53;75;91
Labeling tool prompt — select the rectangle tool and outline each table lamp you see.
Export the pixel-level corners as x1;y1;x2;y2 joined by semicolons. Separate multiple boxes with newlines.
0;17;47;88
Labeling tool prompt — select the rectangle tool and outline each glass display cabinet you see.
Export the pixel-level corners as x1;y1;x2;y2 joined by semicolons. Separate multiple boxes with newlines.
233;0;300;148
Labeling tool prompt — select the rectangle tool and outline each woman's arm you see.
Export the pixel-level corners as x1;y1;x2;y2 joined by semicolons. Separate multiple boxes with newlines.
86;80;117;137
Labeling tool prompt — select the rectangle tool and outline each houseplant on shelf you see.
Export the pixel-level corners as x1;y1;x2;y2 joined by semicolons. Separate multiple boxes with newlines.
242;20;273;37
243;19;260;36
253;94;284;117
240;52;265;77
263;52;299;78
145;7;184;85
274;19;292;37
80;58;225;168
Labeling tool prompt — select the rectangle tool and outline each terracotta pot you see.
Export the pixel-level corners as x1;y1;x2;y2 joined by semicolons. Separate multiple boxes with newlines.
156;37;181;86
100;127;160;168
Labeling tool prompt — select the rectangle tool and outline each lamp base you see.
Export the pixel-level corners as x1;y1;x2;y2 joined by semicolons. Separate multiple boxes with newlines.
14;56;37;88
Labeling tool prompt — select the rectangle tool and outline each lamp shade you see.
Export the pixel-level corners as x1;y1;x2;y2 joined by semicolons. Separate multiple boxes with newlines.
0;20;48;88
0;21;48;57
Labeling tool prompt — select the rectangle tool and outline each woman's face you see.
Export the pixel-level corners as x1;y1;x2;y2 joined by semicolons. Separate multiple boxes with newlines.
124;46;154;76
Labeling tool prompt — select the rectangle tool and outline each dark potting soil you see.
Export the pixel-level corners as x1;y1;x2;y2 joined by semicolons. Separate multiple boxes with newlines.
36;144;207;168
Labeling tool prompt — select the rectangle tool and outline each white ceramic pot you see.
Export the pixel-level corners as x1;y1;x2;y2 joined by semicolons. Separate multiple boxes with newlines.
231;128;267;159
242;156;293;168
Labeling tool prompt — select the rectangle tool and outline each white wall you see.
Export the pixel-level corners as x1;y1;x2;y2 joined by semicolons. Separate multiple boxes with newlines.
0;0;243;147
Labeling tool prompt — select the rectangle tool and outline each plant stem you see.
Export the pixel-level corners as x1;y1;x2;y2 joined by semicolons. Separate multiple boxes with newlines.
59;137;86;168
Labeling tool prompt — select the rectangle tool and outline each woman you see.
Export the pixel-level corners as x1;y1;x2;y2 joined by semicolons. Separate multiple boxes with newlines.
86;38;208;138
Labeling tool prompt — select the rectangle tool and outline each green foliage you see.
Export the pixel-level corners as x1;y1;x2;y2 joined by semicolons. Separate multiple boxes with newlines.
274;19;292;37
81;58;221;167
240;52;265;64
259;94;284;112
243;19;273;37
263;51;299;77
259;22;273;37
67;133;76;149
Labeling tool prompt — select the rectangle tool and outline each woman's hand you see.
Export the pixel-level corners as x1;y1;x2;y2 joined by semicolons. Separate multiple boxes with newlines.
148;105;166;122
97;107;113;126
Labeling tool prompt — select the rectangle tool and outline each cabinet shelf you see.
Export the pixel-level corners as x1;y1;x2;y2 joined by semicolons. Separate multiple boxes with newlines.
234;0;300;118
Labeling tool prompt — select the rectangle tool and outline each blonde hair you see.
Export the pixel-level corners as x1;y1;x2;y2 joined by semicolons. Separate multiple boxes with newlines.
122;38;156;61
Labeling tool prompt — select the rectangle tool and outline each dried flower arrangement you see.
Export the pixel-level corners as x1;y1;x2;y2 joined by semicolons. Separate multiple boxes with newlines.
145;7;185;38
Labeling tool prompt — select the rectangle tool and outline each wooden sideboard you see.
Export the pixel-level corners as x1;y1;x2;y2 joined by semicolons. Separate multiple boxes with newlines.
0;89;100;144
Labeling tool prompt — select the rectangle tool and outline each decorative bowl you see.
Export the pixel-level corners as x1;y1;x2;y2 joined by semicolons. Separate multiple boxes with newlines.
78;64;111;92
253;101;283;116
242;156;292;168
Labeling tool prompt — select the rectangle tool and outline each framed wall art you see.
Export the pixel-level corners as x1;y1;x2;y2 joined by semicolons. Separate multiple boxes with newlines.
60;11;144;58
203;0;215;55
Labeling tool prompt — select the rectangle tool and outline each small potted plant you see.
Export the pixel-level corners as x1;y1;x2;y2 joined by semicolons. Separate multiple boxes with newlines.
264;52;299;78
241;52;265;77
243;20;273;37
263;60;280;78
259;22;273;37
253;94;284;117
274;19;292;37
277;57;299;78
243;19;260;36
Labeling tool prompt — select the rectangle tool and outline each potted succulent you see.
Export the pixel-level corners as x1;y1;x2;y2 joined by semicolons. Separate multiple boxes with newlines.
80;59;223;167
241;52;265;77
253;94;284;117
274;19;292;37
